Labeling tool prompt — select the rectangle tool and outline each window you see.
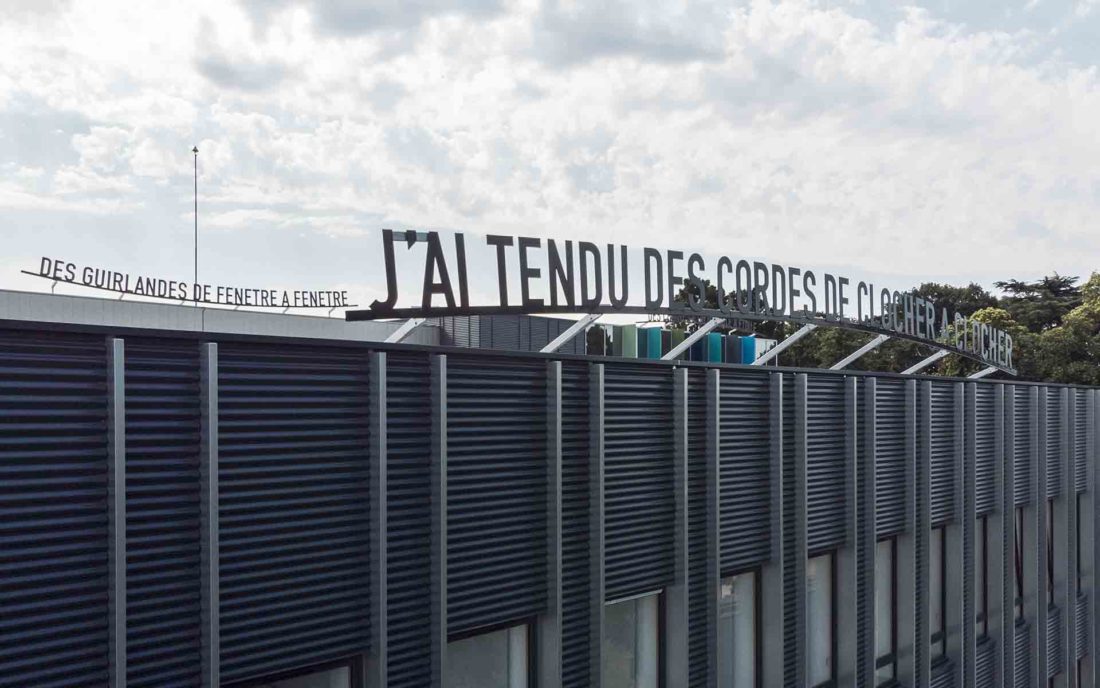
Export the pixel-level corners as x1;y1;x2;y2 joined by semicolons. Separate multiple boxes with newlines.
447;624;529;688
603;593;660;688
719;572;757;687
930;527;946;658
976;516;988;638
874;538;897;684
807;553;834;687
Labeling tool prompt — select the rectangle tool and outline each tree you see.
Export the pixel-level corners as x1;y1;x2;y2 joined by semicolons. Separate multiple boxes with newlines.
994;274;1082;332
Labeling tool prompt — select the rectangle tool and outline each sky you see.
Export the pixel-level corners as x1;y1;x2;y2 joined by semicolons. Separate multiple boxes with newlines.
2;0;1099;316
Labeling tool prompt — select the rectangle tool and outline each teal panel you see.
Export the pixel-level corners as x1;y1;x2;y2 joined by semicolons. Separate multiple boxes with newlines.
740;335;756;364
706;332;723;362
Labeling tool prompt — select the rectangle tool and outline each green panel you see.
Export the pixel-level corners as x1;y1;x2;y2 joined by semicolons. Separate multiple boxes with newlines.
706;332;723;362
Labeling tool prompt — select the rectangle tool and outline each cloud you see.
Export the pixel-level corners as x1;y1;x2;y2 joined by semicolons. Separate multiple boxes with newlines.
240;0;503;36
2;0;1100;301
533;0;728;65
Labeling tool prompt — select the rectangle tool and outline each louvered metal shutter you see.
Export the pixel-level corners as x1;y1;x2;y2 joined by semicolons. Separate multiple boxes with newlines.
875;380;907;536
602;364;675;600
446;356;547;634
1077;594;1089;659
718;371;771;571
0;330;110;688
124;338;202;686
1047;605;1063;677
1014;387;1031;507
930;659;955;688
929;381;956;525
805;375;846;554
975;637;996;688
1075;390;1088;493
687;369;709;687
782;374;798;686
385;353;433;688
560;362;590;688
1014;620;1031;688
217;343;370;683
1047;389;1062;498
975;385;996;515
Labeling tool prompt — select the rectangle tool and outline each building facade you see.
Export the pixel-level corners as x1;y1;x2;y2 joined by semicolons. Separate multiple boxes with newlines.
0;292;1097;688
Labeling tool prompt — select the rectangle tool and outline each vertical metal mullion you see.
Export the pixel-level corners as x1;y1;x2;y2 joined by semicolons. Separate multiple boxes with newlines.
368;352;387;688
858;377;877;686
430;354;447;688
898;379;925;686
666;368;689;685
792;373;808;687
706;369;721;687
589;363;605;688
958;382;975;685
760;372;785;687
1035;387;1049;687
992;384;1009;686
107;337;126;688
540;360;563;688
199;342;219;688
836;376;859;684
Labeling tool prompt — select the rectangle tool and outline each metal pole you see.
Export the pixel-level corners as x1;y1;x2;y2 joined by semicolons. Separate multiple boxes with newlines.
193;146;198;305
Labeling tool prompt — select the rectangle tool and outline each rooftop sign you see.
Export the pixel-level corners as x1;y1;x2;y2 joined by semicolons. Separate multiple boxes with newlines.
23;257;356;309
348;229;1016;374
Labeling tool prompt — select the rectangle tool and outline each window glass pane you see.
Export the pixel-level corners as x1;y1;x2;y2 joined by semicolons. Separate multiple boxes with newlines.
719;573;756;687
636;595;658;688
874;539;894;682
262;666;350;688
603;594;660;688
807;554;833;686
930;528;944;656
447;625;528;688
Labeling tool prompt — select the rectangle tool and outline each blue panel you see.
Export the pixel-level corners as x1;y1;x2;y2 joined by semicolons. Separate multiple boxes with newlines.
739;335;757;364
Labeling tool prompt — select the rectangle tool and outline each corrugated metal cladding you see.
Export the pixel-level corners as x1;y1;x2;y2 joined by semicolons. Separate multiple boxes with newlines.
1076;389;1089;493
1014;386;1032;506
975;637;996;688
436;315;585;354
929;381;956;526
974;384;997;515
384;353;432;688
1078;594;1090;659
601;364;675;600
3;317;1100;688
717;371;771;571
686;369;709;688
217;343;371;682
1048;603;1064;677
0;331;110;688
805;375;847;555
559;361;590;688
1047;388;1063;498
446;356;547;634
929;659;955;688
875;379;908;536
1014;620;1031;688
124;338;202;686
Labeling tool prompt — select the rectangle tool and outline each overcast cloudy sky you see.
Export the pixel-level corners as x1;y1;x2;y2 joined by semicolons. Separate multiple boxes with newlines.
2;0;1099;313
